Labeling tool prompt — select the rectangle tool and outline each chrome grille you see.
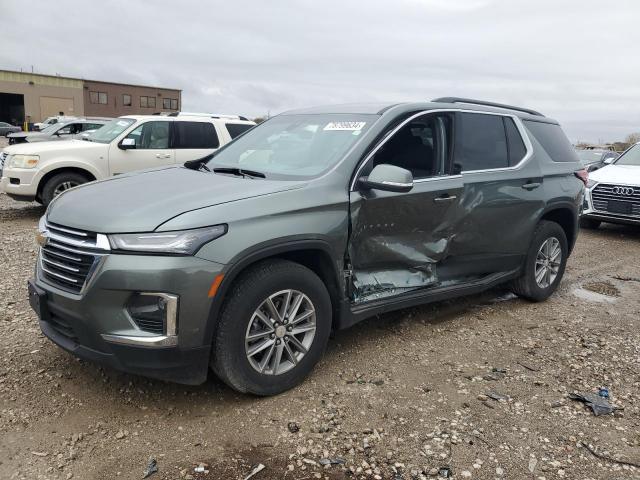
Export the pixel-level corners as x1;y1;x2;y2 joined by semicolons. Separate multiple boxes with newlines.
39;222;109;294
591;183;640;218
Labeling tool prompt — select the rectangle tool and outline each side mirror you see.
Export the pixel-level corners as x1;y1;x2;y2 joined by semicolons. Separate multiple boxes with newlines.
603;157;615;165
119;137;136;150
358;164;413;193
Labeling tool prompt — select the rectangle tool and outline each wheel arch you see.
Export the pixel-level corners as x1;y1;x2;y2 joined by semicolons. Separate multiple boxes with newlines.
539;203;578;253
204;239;346;347
36;166;97;201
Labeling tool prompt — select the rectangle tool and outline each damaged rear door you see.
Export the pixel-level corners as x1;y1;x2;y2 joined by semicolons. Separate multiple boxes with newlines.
347;111;463;303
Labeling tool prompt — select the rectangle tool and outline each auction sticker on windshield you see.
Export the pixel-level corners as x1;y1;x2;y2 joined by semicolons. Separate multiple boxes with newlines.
324;121;366;131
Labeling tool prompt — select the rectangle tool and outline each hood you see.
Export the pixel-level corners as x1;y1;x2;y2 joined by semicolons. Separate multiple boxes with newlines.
590;164;640;185
3;138;105;155
47;166;306;233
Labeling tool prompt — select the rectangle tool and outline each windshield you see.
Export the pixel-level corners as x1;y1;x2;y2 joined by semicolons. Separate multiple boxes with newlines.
88;118;136;143
615;144;640;166
40;123;61;134
206;114;377;179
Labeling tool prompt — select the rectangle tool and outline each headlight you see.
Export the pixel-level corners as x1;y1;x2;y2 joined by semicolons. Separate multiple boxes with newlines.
586;179;597;189
109;225;227;254
7;154;39;169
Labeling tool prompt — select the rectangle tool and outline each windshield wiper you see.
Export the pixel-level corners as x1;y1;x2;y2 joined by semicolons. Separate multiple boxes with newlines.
184;152;215;171
213;167;266;179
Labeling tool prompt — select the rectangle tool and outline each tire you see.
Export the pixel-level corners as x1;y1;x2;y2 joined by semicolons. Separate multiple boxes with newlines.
40;172;89;206
510;220;568;302
211;259;332;395
580;217;601;229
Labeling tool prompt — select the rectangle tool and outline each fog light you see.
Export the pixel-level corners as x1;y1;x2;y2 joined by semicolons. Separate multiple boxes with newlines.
126;292;178;336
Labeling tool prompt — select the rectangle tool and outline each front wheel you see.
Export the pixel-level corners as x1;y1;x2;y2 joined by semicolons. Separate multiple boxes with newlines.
40;172;89;206
211;259;332;395
511;220;568;302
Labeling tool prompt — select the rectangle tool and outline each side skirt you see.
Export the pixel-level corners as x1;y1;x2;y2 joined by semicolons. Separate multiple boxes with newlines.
336;268;521;330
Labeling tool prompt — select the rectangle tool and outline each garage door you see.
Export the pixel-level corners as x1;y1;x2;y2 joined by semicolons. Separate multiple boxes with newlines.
40;97;75;120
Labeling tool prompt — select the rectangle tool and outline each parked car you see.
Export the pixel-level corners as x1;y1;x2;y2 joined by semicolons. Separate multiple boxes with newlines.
7;119;110;145
27;98;585;395
580;143;640;228
34;115;78;131
575;149;619;172
0;114;255;205
0;122;22;137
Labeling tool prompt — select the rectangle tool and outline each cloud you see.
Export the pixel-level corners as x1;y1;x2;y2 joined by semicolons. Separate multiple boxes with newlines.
1;0;639;142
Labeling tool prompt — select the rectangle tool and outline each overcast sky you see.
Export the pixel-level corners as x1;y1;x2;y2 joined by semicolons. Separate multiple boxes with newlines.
3;0;639;143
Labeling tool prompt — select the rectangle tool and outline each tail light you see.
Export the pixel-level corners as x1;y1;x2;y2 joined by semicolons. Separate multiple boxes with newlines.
574;169;588;187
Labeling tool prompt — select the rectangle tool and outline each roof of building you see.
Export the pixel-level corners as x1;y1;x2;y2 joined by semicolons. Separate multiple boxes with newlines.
0;69;181;92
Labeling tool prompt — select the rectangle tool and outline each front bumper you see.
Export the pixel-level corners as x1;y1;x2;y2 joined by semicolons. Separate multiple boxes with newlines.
581;187;640;226
0;167;38;199
30;252;225;385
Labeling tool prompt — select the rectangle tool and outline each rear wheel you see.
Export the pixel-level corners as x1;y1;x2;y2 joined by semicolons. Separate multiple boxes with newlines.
511;220;568;302
211;259;332;395
580;217;601;229
41;172;89;206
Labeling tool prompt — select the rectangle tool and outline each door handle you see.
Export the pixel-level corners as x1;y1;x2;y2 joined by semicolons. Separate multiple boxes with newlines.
434;195;457;203
522;182;541;190
155;153;172;159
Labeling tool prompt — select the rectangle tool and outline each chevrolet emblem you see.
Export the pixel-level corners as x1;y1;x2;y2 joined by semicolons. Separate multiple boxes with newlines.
36;230;49;247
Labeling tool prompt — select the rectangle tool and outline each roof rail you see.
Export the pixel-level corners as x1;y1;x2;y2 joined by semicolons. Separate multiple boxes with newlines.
167;111;249;121
431;97;544;117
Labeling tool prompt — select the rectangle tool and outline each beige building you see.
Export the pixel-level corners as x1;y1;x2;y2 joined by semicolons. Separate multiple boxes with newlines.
0;69;181;127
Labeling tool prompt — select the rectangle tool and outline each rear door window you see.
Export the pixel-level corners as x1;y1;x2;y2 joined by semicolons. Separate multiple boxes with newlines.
454;113;508;171
225;123;253;139
523;120;578;162
174;121;219;149
504;117;527;165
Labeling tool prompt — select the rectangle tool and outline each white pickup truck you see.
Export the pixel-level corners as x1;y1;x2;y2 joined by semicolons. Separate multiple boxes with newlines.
0;114;255;205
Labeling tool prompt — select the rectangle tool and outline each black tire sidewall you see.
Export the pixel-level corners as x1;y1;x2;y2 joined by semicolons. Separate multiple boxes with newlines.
41;172;88;206
523;222;568;301
214;262;332;395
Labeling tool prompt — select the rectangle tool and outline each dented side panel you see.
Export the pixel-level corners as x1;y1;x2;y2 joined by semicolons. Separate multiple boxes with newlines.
348;176;464;303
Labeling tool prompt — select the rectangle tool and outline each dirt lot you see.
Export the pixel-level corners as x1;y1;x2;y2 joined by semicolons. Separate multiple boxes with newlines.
1;189;640;480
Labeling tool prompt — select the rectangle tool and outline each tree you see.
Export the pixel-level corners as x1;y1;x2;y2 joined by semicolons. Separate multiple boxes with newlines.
253;117;266;124
625;132;640;145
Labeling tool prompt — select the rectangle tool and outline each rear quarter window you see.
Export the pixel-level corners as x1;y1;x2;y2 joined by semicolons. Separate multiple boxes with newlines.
523;120;578;162
225;123;253;139
174;122;219;149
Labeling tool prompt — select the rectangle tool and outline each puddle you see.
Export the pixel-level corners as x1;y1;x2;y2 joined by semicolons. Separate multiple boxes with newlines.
582;281;620;297
572;287;617;303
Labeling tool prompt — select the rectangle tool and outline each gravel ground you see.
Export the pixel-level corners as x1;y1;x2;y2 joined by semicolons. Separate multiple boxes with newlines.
1;189;639;480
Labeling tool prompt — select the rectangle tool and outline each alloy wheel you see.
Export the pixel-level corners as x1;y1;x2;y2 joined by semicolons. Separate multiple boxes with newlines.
53;181;79;197
245;289;316;375
535;237;562;288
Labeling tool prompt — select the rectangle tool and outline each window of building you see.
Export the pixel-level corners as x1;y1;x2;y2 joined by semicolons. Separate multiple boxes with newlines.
140;96;157;108
170;99;178;110
123;94;131;106
454;112;508;171
123;121;170;149
174;121;219;149
370;113;453;179
163;98;171;110
90;91;108;105
225;123;253;139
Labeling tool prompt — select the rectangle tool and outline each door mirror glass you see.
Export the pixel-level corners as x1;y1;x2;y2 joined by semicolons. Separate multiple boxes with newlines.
120;137;136;150
603;157;615;165
359;164;413;193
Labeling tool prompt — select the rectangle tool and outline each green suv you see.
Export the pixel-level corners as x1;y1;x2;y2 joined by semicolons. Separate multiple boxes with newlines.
28;98;586;395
